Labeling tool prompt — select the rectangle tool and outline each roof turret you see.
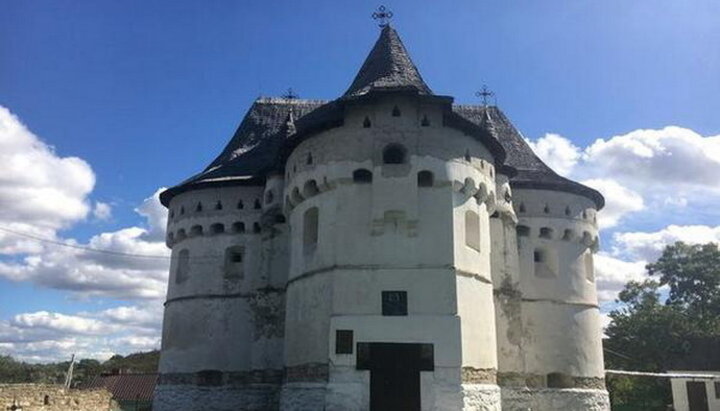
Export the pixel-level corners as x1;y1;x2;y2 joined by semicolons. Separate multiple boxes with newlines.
453;105;605;209
344;25;432;97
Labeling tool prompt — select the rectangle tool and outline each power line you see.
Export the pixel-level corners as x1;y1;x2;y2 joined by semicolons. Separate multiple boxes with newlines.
0;226;172;259
606;370;720;380
0;225;226;262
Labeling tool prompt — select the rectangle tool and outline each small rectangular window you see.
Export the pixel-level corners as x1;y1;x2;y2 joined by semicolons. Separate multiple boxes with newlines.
303;207;319;254
715;381;720;399
382;291;408;316
465;210;481;251
224;246;244;279
335;330;353;354
176;249;190;284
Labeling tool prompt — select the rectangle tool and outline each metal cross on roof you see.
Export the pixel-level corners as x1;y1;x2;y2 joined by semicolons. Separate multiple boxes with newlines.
372;6;393;28
282;88;299;99
475;85;495;106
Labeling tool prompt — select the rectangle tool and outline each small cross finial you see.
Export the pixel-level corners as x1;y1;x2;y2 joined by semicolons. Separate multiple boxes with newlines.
282;88;299;100
372;5;393;28
475;85;495;106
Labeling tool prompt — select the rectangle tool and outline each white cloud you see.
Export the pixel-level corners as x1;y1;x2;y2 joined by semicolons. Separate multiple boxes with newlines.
526;133;581;175
581;179;645;228
0;106;169;362
583;126;720;189
612;224;720;262
0;189;170;299
0;302;162;362
93;201;112;220
0;106;95;254
11;311;116;335
527;126;720;229
135;188;168;242
594;252;647;303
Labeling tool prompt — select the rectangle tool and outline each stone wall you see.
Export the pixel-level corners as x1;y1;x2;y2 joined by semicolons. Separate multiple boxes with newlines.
0;384;116;411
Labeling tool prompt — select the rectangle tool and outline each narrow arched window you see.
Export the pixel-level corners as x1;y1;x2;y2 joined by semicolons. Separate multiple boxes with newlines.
215;201;223;210
421;115;430;127
190;225;203;237
562;229;574;241
253;222;261;233
237;200;244;209
465;210;481;251
303;207;319;254
363;116;371;128
176;249;190;284
180;206;185;215
417;171;434;187
232;222;245;233
196;202;203;212
306;152;313;165
210;223;225;235
265;190;274;204
353;169;373;183
383;144;406;164
291;187;303;203
539;227;553;239
464;150;471;162
224;246;244;279
585;252;595;282
303;180;319;197
518;203;526;213
543;204;550;214
169;209;175;219
533;248;557;278
254;199;261;209
392;105;401;117
44;395;50;405
565;206;571;216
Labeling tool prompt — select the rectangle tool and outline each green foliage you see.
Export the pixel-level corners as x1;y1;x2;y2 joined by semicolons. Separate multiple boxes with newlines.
647;242;720;331
102;350;159;374
0;350;159;385
605;242;720;410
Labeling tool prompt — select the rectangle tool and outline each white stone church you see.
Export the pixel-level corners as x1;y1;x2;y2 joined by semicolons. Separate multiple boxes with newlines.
154;23;609;411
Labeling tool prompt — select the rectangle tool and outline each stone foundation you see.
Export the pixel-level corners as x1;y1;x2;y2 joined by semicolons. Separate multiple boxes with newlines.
501;387;610;411
279;383;327;411
461;384;502;411
0;384;116;411
154;384;280;411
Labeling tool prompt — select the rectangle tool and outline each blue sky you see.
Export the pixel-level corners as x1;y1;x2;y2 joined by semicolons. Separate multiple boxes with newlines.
1;1;719;361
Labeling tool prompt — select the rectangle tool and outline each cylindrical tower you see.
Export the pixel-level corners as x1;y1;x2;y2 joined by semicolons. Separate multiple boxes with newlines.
154;184;286;410
279;83;506;409
477;106;610;410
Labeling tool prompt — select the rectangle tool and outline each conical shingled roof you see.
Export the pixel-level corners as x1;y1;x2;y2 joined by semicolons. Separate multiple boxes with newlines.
159;98;327;205
453;105;604;209
344;25;433;97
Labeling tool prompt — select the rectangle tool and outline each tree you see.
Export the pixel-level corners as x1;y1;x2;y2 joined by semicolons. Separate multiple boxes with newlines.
604;242;720;410
647;242;720;330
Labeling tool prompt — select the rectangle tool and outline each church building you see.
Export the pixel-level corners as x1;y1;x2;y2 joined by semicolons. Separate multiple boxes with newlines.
154;18;609;411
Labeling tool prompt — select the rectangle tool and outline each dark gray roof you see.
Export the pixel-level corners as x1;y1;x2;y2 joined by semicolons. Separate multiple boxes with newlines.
344;25;432;97
159;98;327;205
160;27;603;210
453;105;604;209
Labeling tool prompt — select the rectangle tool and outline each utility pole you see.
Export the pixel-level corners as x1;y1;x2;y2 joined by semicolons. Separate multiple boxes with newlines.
64;354;75;389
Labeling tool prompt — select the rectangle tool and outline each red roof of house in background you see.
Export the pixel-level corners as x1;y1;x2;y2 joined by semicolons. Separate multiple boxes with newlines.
84;373;157;401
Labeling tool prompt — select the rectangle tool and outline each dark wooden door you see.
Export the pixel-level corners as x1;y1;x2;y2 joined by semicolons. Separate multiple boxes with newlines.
368;343;421;411
687;381;709;411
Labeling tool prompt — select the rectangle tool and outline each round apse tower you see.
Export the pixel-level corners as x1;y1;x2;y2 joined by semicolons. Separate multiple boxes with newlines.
154;98;322;411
